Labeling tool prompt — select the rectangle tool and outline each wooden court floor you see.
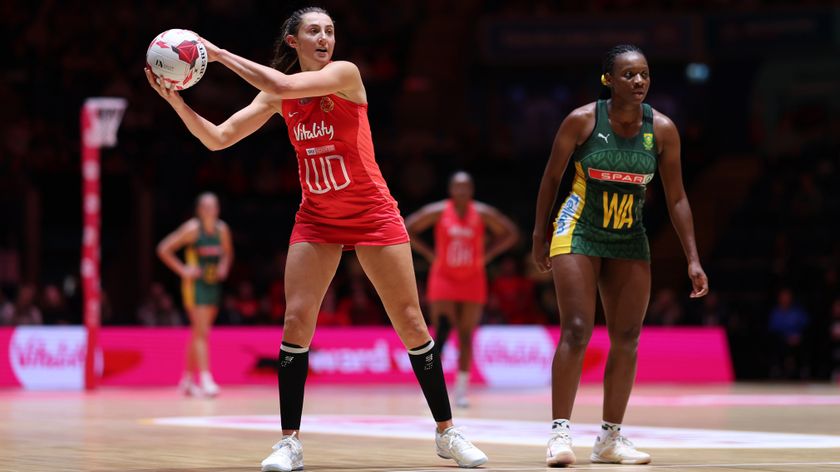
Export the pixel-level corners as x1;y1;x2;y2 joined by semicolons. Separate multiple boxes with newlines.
1;383;839;472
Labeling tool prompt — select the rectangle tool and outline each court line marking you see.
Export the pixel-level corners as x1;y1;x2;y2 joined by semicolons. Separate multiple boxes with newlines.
147;414;840;449
468;392;840;407
393;463;840;471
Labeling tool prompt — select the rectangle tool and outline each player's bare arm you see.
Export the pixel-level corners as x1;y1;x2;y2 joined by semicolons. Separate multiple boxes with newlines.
404;201;446;263
475;202;519;263
655;110;708;298
532;106;593;271
144;72;278;151
216;222;234;281
157;219;200;279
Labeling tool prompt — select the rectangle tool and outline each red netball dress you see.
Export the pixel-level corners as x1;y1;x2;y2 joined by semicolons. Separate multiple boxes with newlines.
427;200;487;303
281;94;408;248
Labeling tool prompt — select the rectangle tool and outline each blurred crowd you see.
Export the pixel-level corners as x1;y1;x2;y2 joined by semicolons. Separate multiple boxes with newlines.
721;100;840;381
1;1;838;380
0;282;81;326
133;252;557;328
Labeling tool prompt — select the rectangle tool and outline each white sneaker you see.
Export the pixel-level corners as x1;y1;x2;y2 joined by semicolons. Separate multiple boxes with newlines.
591;431;650;464
454;389;469;409
261;433;304;472
546;429;576;467
177;375;202;397
454;372;470;408
435;427;488;468
199;372;220;397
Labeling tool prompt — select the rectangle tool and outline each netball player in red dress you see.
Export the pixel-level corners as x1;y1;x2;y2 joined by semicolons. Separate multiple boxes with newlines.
405;172;518;408
145;7;487;472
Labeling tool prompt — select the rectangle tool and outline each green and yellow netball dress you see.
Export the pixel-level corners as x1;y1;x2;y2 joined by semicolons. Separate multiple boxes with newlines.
182;223;223;309
550;100;657;261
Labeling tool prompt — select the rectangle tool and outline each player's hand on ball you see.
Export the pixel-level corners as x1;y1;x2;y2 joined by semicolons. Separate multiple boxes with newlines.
144;67;183;105
196;35;221;62
688;261;709;298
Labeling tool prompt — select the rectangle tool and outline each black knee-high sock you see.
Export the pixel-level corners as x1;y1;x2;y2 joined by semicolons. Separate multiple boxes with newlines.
434;316;452;356
408;340;452;422
278;341;309;431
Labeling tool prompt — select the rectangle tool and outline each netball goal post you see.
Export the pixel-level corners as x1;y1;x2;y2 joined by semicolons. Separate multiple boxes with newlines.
80;97;127;390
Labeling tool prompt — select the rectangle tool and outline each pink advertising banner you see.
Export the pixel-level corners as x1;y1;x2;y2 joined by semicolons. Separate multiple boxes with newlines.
0;326;733;389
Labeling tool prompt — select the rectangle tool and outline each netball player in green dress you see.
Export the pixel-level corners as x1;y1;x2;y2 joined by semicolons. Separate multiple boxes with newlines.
532;45;709;466
158;192;234;397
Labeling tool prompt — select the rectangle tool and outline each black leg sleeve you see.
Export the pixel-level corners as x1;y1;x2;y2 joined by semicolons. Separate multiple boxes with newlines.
408;340;452;422
278;341;309;431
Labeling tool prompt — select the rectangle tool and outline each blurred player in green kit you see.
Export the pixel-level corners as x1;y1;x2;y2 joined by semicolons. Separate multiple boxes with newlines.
158;192;234;397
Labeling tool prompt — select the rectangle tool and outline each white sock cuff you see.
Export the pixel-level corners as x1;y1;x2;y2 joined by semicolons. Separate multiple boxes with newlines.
601;421;621;432
408;340;435;355
281;343;310;354
552;419;571;430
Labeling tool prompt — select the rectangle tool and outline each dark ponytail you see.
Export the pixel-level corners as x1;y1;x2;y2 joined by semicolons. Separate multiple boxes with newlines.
270;6;331;73
598;44;644;100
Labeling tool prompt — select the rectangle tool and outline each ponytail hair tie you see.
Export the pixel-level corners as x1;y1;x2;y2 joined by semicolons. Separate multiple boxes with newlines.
600;74;608;86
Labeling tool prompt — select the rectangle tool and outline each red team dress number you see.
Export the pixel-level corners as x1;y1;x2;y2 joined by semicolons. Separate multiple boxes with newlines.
304;155;351;194
446;240;474;267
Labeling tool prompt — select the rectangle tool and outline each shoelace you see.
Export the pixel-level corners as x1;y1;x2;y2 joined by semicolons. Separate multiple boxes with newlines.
272;433;300;453
550;430;572;444
611;434;636;451
444;428;472;452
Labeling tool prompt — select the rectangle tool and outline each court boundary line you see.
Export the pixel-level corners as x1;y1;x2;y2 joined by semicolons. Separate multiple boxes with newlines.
146;414;840;449
393;462;840;471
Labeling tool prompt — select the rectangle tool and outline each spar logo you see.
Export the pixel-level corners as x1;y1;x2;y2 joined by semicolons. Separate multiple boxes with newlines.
9;327;87;390
196;245;222;256
588;168;653;185
473;326;554;387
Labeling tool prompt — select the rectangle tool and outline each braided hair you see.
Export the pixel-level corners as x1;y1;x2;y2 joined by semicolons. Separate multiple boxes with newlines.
270;7;331;73
599;44;645;99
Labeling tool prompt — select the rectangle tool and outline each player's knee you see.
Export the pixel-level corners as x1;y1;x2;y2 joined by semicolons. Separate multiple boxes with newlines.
560;316;593;351
457;329;472;348
190;319;211;338
405;306;427;332
192;325;209;339
611;325;642;352
395;304;427;334
282;304;317;341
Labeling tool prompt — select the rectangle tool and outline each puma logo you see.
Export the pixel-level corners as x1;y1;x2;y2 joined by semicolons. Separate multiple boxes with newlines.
597;133;610;144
